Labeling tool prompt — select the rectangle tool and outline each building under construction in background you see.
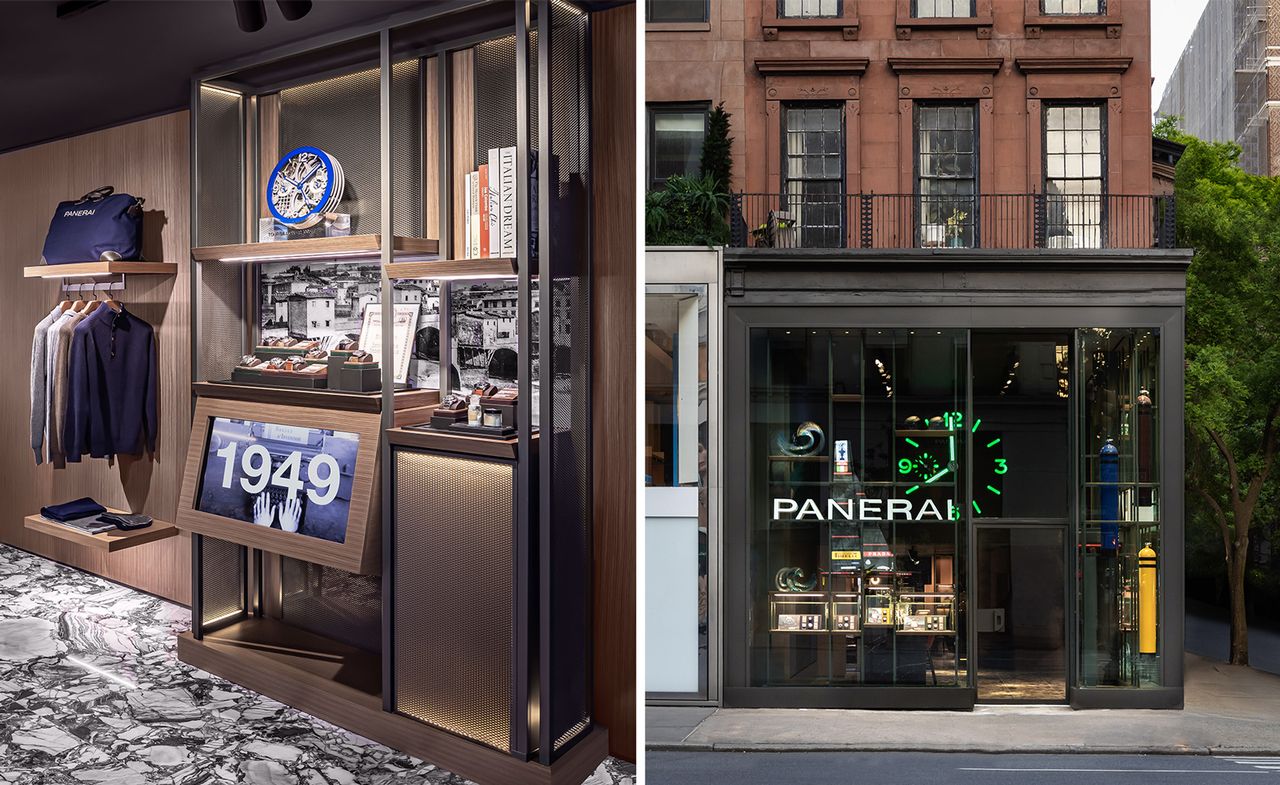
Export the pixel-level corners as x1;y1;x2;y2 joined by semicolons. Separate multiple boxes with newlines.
1158;0;1272;174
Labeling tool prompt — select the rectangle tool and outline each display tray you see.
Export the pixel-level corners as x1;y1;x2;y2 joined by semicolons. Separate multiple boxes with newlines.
231;368;328;388
445;421;518;439
191;234;439;263
23;511;177;553
193;382;436;413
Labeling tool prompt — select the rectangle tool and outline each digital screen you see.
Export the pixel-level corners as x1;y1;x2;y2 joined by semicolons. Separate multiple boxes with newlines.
196;417;359;544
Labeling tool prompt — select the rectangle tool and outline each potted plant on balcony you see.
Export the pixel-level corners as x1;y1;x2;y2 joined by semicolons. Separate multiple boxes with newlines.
945;208;968;248
751;212;795;248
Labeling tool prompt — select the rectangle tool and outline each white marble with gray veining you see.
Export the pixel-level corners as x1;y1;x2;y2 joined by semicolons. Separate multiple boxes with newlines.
0;545;635;785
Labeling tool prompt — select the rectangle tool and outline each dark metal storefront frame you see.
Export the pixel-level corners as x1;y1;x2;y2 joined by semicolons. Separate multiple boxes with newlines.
721;249;1187;710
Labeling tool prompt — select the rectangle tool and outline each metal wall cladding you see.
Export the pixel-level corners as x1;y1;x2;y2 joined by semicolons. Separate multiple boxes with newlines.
195;86;246;381
195;85;243;248
280;557;382;654
392;449;515;753
545;3;592;754
277;59;421;237
201;537;246;626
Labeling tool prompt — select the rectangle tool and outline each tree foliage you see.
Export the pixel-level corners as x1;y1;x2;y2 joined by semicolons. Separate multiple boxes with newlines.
645;174;729;247
1175;119;1280;664
700;102;734;193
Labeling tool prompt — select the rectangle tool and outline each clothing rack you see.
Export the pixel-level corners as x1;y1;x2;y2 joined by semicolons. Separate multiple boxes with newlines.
60;276;126;294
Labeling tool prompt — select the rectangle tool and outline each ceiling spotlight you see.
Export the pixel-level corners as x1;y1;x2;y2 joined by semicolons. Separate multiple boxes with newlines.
277;0;312;21
234;0;266;32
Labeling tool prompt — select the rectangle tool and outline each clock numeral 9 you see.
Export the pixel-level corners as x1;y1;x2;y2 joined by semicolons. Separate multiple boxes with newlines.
898;458;914;475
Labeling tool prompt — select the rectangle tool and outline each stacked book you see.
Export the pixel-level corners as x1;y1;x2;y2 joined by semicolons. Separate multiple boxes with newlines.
462;146;518;259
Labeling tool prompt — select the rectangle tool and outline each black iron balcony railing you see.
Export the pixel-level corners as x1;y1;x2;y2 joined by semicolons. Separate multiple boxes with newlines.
728;193;1177;250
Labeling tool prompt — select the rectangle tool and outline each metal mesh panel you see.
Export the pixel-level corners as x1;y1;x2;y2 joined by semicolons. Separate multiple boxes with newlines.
195;86;248;380
195;85;243;247
544;4;592;755
392;449;514;753
278;60;421;237
279;557;382;654
201;537;246;627
474;36;518;168
199;262;245;381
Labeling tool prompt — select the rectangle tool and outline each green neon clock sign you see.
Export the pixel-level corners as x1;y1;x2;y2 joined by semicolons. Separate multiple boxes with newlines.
897;410;1007;517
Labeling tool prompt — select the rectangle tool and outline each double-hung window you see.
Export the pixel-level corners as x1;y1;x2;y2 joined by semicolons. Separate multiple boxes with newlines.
913;0;975;18
779;0;840;17
1041;0;1103;14
648;103;708;190
916;103;977;248
782;104;844;248
647;0;709;23
1044;104;1105;248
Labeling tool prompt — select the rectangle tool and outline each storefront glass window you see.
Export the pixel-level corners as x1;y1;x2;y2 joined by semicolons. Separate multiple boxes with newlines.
1078;328;1161;687
645;286;709;696
750;328;968;688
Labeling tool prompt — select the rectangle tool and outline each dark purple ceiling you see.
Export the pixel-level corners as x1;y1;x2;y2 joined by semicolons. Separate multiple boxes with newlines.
0;0;434;153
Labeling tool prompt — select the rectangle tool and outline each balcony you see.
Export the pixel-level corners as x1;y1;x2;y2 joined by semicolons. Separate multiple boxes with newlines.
728;193;1177;250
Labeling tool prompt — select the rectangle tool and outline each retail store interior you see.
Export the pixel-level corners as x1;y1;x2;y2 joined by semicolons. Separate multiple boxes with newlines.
0;2;635;783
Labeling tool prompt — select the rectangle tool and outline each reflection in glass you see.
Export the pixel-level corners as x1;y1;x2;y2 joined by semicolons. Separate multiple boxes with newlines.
1078;328;1161;687
976;527;1067;701
970;332;1071;519
645;286;709;696
750;328;967;688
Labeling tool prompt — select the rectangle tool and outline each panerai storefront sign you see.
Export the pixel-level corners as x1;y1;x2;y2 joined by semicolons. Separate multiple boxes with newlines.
773;497;956;522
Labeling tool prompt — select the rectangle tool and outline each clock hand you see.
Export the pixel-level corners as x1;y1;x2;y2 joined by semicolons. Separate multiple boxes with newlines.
924;467;950;484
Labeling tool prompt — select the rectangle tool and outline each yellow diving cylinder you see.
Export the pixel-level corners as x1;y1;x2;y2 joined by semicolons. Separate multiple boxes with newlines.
1138;543;1158;654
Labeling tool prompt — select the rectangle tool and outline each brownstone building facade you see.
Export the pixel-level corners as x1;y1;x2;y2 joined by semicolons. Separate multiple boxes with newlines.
645;0;1189;713
647;0;1158;246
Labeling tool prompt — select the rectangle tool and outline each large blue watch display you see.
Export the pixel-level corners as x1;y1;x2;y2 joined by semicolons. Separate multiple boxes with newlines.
266;146;344;230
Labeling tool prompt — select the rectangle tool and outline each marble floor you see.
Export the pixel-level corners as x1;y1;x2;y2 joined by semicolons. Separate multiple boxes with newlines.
0;545;635;785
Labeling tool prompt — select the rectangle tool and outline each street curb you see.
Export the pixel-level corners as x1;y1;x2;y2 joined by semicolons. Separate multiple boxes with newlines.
646;743;1280;755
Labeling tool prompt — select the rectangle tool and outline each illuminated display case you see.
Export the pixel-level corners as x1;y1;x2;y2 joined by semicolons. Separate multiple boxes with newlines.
832;593;862;633
896;593;956;634
863;586;895;628
179;3;605;781
770;592;828;633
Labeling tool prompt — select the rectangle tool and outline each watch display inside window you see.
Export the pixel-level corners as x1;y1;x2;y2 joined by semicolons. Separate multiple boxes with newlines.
751;327;966;689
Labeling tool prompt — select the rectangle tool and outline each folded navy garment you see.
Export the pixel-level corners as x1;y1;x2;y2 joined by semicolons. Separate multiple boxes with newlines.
40;497;106;523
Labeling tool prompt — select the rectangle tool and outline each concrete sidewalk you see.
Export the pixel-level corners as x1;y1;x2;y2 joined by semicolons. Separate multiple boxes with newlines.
648;654;1280;755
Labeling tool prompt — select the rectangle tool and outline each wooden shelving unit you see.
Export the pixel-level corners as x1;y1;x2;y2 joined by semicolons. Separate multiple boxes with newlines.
191;234;438;263
386;426;536;460
24;511;177;553
24;261;178;278
193;381;438;414
385;256;521;280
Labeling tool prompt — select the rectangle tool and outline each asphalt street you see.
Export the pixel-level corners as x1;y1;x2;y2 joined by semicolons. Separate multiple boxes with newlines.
646;752;1280;784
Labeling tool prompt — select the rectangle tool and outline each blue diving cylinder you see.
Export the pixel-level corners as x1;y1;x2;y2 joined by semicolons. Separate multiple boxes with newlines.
1100;438;1120;550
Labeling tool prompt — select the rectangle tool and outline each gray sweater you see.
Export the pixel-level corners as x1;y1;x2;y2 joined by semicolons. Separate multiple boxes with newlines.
30;306;61;464
45;307;87;469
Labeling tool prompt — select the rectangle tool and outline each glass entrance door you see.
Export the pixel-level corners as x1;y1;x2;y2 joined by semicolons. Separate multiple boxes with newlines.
975;527;1067;701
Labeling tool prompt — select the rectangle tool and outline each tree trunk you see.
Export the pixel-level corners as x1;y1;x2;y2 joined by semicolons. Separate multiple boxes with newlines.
1229;537;1250;665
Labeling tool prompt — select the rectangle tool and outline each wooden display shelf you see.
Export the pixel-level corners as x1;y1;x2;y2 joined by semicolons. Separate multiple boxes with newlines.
895;429;956;438
385;256;521;280
178;622;608;785
832;393;863;403
768;454;829;462
192;235;439;263
386;426;537;460
24;511;176;553
23;261;178;278
193;381;438;413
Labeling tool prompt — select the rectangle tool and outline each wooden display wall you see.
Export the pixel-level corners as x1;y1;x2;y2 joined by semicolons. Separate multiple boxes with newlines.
0;112;192;604
591;3;637;764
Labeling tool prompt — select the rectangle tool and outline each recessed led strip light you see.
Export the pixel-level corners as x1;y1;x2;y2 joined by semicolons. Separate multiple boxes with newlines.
217;250;378;263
